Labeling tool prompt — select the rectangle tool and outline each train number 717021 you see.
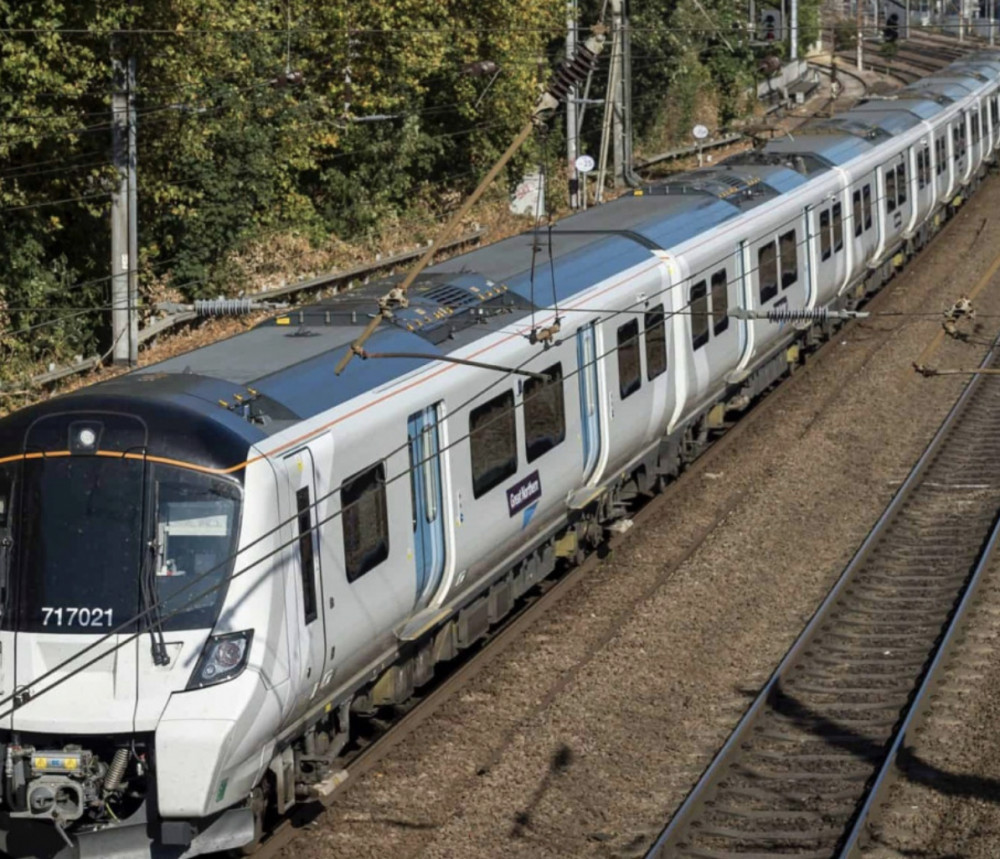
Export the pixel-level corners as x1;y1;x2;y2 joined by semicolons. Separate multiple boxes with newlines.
40;607;114;628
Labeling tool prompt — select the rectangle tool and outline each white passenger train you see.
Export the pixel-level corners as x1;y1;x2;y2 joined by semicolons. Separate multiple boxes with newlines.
0;50;998;858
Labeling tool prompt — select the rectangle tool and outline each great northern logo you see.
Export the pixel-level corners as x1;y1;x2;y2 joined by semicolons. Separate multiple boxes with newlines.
506;471;541;519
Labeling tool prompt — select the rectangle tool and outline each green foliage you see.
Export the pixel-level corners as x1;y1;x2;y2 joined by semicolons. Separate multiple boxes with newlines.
0;0;809;377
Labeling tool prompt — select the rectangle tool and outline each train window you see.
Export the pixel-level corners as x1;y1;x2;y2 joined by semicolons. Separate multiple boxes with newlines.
711;270;729;336
342;463;390;582
819;211;831;261
954;122;966;159
690;282;709;350
617;319;642;396
936;138;946;175
524;363;566;462
295;488;318;622
779;230;797;288
645;305;668;379
863;184;873;230
832;204;844;252
853;189;863;237
918;148;929;189
469;391;517;498
885;167;897;214
758;242;779;302
895;164;906;206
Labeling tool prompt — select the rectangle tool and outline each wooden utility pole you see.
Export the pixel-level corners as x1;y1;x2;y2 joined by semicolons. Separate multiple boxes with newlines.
111;47;138;366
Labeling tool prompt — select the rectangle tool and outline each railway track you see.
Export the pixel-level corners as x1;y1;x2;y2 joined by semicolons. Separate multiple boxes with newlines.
644;334;1000;858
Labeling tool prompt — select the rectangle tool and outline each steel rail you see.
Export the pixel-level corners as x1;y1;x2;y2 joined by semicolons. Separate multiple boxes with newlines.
643;327;1000;859
840;501;1000;857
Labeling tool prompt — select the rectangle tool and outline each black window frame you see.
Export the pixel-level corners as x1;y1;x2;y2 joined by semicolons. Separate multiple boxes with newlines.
342;462;390;582
295;487;318;623
644;305;668;379
523;362;566;463
832;202;844;252
820;210;832;260
710;269;729;336
895;163;907;206
758;242;779;302
469;390;518;498
779;229;798;288
886;167;897;214
616;319;642;397
853;189;863;237
863;184;873;230
690;281;709;350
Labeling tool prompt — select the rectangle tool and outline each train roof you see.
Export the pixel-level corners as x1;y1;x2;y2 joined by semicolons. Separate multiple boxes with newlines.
14;48;1000;441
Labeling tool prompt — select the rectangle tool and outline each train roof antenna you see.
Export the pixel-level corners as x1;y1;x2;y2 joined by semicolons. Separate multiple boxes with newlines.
333;25;607;376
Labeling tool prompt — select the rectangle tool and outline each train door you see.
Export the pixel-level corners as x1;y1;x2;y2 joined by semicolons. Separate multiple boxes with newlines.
577;322;602;483
284;449;327;700
408;405;446;609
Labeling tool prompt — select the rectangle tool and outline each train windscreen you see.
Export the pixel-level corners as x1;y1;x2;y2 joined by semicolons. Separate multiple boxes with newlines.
4;458;241;634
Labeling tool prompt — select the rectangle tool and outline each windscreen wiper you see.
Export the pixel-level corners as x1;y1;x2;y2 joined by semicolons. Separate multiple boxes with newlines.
141;541;169;666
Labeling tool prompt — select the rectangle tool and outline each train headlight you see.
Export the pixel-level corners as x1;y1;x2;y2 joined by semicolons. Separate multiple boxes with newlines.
187;630;253;690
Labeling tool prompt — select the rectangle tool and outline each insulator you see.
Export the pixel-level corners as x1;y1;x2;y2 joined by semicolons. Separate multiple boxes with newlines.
194;298;258;317
547;44;600;102
103;748;129;793
765;308;828;323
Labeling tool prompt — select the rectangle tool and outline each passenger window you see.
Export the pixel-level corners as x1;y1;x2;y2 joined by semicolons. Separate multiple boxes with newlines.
469;391;517;498
820;210;831;260
779;230;797;287
690;282;709;350
853;189;863;237
895;164;906;206
863;184;873;229
342;463;390;582
886;167;897;214
832;203;844;252
523;363;566;463
296;488;318;621
617;319;642;398
758;242;778;302
710;270;729;336
645;305;668;379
